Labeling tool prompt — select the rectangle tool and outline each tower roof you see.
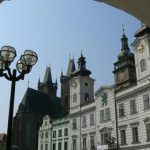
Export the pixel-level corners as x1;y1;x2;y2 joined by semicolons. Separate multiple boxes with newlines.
43;66;52;83
72;53;91;77
66;58;76;77
118;31;134;60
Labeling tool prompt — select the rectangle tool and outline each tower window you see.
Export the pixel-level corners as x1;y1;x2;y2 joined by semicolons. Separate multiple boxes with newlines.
140;59;147;72
85;82;88;86
73;94;77;102
65;95;69;107
85;93;89;101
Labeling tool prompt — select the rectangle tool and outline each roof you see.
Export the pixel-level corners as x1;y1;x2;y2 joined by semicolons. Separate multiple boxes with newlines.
95;85;114;96
43;67;52;83
17;88;65;118
66;59;76;77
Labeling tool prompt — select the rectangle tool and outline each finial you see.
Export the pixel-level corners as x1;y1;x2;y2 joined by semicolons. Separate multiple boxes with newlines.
81;49;83;57
122;24;125;35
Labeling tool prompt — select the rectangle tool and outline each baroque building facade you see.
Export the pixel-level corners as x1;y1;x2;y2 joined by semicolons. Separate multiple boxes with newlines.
38;26;150;150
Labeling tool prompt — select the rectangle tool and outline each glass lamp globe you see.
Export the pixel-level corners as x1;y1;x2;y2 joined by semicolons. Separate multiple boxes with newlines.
16;60;32;74
20;50;38;66
0;46;16;63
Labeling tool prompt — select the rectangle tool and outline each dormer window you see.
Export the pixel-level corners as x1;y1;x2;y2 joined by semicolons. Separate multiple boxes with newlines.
140;59;147;72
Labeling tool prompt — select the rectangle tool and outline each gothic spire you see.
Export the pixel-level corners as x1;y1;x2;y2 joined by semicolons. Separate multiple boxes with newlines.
43;66;52;83
66;57;76;77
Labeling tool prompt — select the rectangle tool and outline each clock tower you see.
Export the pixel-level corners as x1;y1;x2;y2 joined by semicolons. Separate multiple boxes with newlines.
70;53;95;113
113;31;137;93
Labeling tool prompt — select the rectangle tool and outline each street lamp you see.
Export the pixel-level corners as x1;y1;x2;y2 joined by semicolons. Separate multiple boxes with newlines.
107;136;116;150
0;46;38;150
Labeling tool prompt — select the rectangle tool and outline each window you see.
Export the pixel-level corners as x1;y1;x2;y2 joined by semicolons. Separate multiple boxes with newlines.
146;124;150;141
45;121;47;126
85;93;89;101
72;118;77;130
100;108;111;123
53;143;56;150
132;127;139;143
120;130;126;145
90;136;95;150
130;99;137;114
140;59;146;72
45;144;48;150
105;108;111;121
100;110;105;122
65;95;69;107
58;129;62;137
41;133;44;139
64;141;68;150
90;113;95;126
73;139;77;150
101;132;111;145
41;144;43;150
119;103;125;117
143;94;150;110
83;137;87;150
64;128;68;136
53;131;56;138
45;132;48;138
73;94;77;102
82;116;87;128
58;142;61;150
85;82;88;86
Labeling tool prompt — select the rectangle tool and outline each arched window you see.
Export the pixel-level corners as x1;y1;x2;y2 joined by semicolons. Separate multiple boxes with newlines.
85;93;89;102
140;59;146;72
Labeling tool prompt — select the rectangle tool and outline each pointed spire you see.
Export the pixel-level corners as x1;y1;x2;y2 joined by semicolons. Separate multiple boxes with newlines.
78;51;86;70
43;66;52;83
121;25;130;51
55;79;58;85
67;56;76;77
38;77;40;84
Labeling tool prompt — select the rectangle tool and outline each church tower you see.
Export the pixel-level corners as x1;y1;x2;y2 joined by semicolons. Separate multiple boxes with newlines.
60;58;76;114
113;30;136;93
38;66;57;97
70;53;95;113
131;26;150;84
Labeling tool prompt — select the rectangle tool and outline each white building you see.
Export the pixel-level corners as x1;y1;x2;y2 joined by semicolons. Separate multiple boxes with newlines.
95;85;116;149
38;26;150;150
38;115;69;150
114;26;150;150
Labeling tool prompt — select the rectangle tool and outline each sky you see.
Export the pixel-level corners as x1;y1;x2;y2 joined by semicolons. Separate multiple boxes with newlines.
0;0;140;133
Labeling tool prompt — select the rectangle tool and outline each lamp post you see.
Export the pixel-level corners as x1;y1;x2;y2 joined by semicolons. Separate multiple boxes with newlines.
107;136;116;150
0;46;38;150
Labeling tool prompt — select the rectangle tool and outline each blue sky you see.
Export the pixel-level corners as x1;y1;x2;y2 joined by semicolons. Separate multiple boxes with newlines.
0;0;140;133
